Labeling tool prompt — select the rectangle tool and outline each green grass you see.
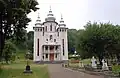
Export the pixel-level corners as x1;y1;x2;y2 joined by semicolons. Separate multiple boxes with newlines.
68;59;91;68
81;59;91;65
0;60;49;78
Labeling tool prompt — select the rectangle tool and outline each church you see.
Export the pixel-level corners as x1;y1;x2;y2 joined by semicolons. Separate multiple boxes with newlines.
33;7;68;63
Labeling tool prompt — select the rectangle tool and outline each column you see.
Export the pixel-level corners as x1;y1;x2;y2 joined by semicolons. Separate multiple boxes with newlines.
59;46;62;61
44;46;45;53
48;46;50;53
54;46;55;53
53;46;55;60
43;46;45;61
58;53;59;61
48;54;49;61
44;54;45;61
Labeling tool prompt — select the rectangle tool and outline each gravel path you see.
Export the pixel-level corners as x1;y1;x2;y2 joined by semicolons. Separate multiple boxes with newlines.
48;64;105;78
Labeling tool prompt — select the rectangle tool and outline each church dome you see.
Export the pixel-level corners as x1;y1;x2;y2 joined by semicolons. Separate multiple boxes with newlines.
58;14;66;27
45;6;56;22
35;13;42;26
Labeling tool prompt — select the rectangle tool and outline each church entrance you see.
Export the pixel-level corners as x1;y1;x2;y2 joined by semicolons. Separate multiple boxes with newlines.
50;46;54;61
50;53;54;61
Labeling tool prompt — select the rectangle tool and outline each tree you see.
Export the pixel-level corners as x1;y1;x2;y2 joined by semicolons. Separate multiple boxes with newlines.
0;0;39;60
67;29;77;54
2;39;16;63
77;21;120;65
27;31;34;53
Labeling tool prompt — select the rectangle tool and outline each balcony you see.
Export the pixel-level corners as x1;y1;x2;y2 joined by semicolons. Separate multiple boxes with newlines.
45;40;59;45
43;50;60;54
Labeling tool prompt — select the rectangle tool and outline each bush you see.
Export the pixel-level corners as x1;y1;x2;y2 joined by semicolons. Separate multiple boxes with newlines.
84;65;93;71
112;65;120;74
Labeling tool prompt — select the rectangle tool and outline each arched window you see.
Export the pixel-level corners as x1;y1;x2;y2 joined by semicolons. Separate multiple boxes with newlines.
37;39;39;56
50;35;52;40
46;26;47;31
50;24;52;31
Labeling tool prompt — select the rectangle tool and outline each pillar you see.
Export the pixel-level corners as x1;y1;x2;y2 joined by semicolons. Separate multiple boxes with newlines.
48;46;50;61
48;53;49;61
44;54;45;61
43;46;45;61
44;46;45;53
48;46;50;53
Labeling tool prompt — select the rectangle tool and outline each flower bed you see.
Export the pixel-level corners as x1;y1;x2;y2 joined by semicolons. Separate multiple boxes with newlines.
70;60;80;63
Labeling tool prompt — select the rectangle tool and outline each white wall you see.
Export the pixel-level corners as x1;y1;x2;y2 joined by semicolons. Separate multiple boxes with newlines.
33;22;68;61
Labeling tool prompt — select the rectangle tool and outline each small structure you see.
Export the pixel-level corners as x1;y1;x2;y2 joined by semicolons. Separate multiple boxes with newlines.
91;56;97;68
23;63;33;73
102;59;109;71
23;52;33;73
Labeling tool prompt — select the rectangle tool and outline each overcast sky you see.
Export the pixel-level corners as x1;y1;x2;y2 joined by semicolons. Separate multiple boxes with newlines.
27;0;120;31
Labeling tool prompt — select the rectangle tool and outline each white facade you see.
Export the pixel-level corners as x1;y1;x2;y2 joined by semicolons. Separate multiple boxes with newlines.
33;8;68;62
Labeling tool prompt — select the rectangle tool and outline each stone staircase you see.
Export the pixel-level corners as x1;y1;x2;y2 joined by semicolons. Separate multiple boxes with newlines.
34;61;68;64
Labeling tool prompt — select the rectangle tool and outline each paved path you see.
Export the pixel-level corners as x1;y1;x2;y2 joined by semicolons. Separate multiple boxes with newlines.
48;64;105;78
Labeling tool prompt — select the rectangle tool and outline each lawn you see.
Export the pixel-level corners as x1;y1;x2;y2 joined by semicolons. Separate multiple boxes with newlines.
0;60;49;78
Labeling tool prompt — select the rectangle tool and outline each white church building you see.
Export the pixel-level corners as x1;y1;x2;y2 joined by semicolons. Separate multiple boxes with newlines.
33;7;68;63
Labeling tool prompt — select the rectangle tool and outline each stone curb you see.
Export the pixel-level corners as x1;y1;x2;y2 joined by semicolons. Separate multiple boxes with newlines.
66;67;119;78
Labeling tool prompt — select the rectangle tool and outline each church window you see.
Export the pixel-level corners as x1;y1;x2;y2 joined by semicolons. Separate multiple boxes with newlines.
56;46;58;50
45;46;48;50
55;54;57;58
38;29;39;31
50;24;52;31
62;39;65;56
62;29;64;32
46;39;48;41
46;54;48;58
46;26;47;31
54;39;56;42
60;29;61;32
37;39;39;56
50;35;52;40
40;28;42;31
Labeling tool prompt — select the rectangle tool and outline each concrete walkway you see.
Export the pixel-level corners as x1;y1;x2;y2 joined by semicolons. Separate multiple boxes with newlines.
48;64;105;78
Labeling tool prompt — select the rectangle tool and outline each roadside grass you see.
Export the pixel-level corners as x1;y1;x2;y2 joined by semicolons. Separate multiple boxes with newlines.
0;56;49;78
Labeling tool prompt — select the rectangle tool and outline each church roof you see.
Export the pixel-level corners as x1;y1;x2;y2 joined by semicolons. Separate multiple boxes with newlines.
45;6;56;22
35;13;42;26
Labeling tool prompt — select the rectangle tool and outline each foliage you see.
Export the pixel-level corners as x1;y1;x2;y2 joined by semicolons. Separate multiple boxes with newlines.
76;21;120;64
112;65;120;74
0;0;39;60
27;31;34;53
67;29;78;54
2;40;16;63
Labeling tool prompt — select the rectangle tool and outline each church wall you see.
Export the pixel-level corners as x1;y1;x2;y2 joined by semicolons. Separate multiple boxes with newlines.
33;8;68;62
34;28;43;61
59;28;68;61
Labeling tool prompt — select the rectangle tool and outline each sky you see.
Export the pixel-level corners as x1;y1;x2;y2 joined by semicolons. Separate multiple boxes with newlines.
27;0;120;32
